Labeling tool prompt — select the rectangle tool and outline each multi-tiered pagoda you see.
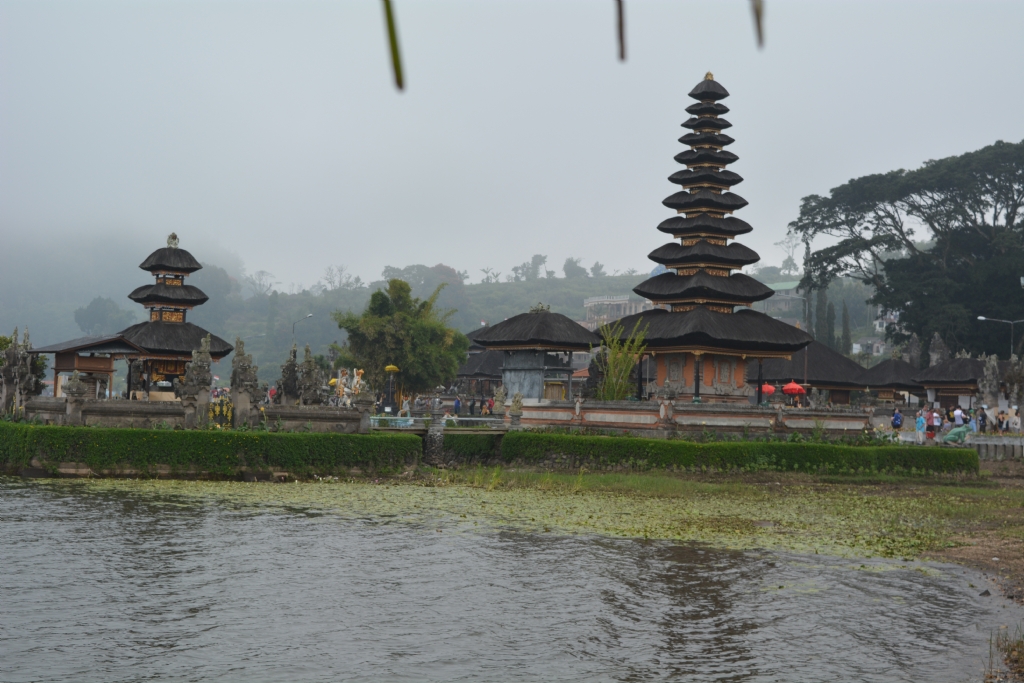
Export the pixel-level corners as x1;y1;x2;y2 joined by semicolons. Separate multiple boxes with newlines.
119;234;232;398
616;74;811;402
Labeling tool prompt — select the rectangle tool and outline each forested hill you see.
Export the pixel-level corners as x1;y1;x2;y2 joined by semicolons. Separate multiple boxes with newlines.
212;272;647;383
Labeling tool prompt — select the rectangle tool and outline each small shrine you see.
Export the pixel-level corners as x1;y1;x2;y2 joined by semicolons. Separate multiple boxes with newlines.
472;306;599;401
615;74;812;402
119;234;233;399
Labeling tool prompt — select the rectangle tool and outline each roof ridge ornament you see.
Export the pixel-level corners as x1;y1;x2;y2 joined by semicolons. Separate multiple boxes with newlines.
529;302;550;313
167;232;179;249
705;71;714;80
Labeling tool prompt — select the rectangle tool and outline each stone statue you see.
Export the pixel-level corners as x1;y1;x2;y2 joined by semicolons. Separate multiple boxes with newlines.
508;391;524;429
63;370;87;397
167;232;179;248
928;332;950;367
901;334;921;368
978;353;1002;413
1005;355;1024;407
63;370;88;426
277;344;300;405
230;338;261;427
808;387;825;410
230;339;260;399
493;385;506;412
298;345;327;405
181;335;213;399
1;327;40;414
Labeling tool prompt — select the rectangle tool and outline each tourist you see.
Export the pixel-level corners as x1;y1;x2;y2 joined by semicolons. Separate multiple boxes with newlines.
953;405;964;427
915;410;926;445
1012;408;1021;434
400;397;410;417
998;410;1009;434
891;408;903;431
469;397;476;416
978;407;988;433
454;395;462;415
969;409;978;433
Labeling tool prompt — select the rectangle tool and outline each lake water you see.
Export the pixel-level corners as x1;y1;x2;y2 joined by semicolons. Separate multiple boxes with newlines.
1;477;1019;682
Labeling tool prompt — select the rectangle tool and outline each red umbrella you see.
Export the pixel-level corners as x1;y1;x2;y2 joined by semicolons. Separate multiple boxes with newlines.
782;381;806;395
761;383;775;396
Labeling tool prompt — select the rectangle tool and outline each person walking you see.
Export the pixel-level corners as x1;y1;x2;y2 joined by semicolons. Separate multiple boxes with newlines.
978;406;988;434
453;395;462;416
953;406;964;427
891;407;903;432
915;410;926;445
469;397;476;416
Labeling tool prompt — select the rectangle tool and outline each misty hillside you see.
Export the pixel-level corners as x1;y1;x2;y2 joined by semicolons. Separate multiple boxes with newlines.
0;236;646;383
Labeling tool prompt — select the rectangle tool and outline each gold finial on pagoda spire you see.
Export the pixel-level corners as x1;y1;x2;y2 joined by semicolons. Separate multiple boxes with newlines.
705;71;714;81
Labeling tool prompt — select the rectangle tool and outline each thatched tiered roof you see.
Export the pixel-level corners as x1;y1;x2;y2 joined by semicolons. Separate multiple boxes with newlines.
860;358;924;391
617;73;811;358
750;341;866;389
473;309;598;351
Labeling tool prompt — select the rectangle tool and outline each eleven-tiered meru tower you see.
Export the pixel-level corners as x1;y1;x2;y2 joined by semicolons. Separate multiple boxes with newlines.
615;73;811;402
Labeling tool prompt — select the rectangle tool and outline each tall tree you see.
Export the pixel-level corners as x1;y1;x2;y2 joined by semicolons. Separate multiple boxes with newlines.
563;257;589;279
73;297;138;336
826;301;837;350
331;279;468;394
790;138;1024;357
814;289;828;343
841;301;853;355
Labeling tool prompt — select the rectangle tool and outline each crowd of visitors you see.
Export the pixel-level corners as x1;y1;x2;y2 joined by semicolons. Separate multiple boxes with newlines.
900;405;1021;444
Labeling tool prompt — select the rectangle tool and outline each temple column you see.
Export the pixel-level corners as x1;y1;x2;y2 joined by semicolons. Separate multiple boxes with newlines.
692;352;702;403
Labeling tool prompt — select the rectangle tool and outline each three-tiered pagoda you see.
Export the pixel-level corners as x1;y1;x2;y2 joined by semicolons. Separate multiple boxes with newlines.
615;73;811;402
119;234;233;398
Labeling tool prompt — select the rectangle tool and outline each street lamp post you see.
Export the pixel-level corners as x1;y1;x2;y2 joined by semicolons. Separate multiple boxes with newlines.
977;316;1024;358
293;314;313;339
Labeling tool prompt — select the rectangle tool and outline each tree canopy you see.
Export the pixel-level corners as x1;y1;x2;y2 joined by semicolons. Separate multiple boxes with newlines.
73;297;138;336
790;139;1024;357
331;279;469;394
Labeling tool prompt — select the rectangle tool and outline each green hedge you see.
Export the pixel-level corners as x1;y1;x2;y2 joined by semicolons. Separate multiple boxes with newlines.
443;432;503;459
499;432;979;474
0;422;421;477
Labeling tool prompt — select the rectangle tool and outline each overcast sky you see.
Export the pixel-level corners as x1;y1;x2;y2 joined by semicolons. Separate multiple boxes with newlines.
2;0;1023;289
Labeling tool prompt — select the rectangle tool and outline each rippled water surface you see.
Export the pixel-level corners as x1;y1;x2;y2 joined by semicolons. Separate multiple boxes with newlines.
1;478;1019;682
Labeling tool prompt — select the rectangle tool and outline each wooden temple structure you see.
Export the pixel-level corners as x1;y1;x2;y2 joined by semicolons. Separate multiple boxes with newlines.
119;234;232;399
613;73;812;402
32;234;232;401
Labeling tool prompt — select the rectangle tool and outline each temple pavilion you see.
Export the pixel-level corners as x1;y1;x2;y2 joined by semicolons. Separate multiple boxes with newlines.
33;234;233;401
614;73;812;402
120;234;233;399
473;307;599;400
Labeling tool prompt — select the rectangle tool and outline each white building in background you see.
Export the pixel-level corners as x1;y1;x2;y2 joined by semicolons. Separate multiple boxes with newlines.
580;295;653;332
